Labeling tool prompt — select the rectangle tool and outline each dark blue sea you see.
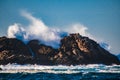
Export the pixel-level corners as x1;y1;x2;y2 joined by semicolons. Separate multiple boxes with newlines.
0;64;120;80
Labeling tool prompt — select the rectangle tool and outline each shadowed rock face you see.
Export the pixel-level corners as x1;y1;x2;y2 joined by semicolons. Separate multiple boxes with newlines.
27;40;57;65
0;34;120;65
0;37;32;65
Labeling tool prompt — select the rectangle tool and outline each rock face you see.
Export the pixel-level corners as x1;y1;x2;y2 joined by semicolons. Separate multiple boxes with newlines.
27;40;57;65
0;34;120;65
0;37;32;65
53;33;120;65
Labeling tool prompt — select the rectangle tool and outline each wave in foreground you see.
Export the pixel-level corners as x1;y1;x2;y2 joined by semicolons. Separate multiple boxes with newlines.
0;64;120;80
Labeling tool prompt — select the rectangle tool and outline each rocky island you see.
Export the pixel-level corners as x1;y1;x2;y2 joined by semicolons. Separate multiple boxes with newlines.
0;33;120;65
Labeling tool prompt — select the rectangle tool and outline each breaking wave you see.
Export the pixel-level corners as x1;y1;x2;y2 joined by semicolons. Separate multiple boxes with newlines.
0;64;120;80
7;10;110;51
0;64;120;74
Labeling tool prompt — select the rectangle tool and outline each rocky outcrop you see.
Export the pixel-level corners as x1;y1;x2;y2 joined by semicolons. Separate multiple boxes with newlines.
53;33;120;65
0;34;120;65
0;37;32;65
27;40;57;65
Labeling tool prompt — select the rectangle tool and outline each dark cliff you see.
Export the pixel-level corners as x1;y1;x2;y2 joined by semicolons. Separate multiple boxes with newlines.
0;33;119;65
0;37;32;64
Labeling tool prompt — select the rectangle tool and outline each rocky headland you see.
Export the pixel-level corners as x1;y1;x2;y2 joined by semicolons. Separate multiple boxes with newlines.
0;33;120;65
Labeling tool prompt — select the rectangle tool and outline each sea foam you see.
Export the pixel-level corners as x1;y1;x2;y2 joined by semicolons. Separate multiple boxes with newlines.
0;64;120;74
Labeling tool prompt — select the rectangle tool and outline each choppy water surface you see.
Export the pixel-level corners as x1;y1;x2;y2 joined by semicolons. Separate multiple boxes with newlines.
0;64;120;80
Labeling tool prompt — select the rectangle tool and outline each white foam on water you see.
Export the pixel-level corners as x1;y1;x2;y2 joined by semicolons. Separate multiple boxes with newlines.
0;64;120;74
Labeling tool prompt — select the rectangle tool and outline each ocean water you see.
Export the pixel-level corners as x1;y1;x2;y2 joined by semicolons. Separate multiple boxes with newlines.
0;64;120;80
